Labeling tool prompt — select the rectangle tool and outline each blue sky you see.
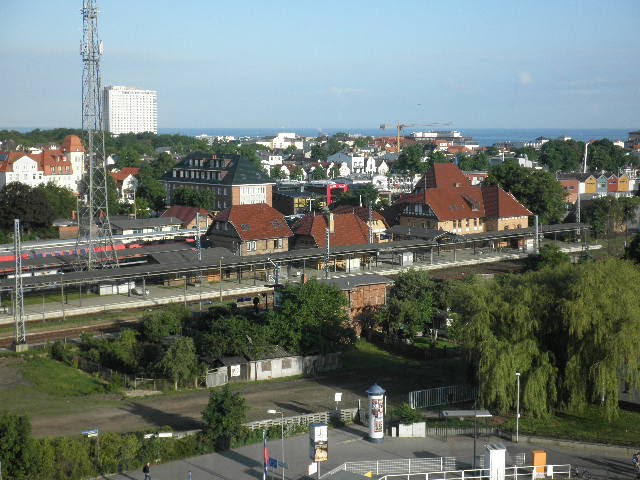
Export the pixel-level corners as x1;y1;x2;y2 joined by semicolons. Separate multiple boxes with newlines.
1;0;638;129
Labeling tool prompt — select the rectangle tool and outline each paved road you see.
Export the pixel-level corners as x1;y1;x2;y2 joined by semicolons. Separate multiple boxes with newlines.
108;423;631;480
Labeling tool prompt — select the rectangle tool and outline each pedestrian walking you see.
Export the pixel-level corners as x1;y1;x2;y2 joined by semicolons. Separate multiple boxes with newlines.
143;462;151;480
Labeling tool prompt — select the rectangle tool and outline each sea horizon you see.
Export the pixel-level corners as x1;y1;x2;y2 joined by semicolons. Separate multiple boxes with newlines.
2;126;634;148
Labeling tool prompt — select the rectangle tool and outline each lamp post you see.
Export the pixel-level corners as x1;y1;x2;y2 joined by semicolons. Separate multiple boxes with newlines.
267;409;285;480
515;372;521;443
219;257;224;302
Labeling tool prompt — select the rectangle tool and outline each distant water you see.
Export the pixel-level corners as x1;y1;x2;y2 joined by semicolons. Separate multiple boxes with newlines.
158;127;632;147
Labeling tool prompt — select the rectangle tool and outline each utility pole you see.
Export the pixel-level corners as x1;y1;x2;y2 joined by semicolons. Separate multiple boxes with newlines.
75;0;118;270
323;228;330;279
515;372;521;443
13;219;26;350
368;202;374;244
195;211;202;262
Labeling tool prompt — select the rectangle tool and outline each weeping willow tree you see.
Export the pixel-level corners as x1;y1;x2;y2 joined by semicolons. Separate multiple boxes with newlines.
564;258;640;418
450;258;640;419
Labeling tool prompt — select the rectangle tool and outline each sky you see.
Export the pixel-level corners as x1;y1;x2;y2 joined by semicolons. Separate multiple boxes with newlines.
1;0;638;130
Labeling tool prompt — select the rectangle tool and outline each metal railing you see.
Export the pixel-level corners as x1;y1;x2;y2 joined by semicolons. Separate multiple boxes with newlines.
323;457;458;478
377;464;572;480
409;385;478;409
244;408;358;431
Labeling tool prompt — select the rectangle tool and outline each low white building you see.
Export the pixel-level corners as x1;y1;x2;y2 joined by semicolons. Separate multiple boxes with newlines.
256;132;304;151
327;152;366;174
110;167;140;203
0;135;84;192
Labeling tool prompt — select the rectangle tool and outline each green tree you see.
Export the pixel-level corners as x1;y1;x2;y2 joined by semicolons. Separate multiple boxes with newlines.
450;259;640;419
158;336;199;390
624;234;640;264
0;183;54;232
270;165;286;180
526;244;571;271
172;186;215;210
140;306;188;342
310;166;328;180
582;196;640;238
267;279;355;354
137;164;167;212
539;139;584;172
329;164;341;178
201;385;247;450
457;152;489;171
395;144;427;174
116;146;142;168
290;165;305;181
310;144;328;161
375;269;435;341
485;161;567;224
0;412;41;479
195;313;269;360
34;183;77;219
588;139;637;171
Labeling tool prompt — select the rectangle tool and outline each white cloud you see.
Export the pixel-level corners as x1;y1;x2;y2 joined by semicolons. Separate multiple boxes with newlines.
518;72;534;86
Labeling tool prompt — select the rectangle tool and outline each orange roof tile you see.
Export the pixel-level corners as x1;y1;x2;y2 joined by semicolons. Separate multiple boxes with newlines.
292;213;370;248
110;167;140;182
62;135;84;153
481;185;532;218
212;203;293;241
330;205;388;226
161;205;209;224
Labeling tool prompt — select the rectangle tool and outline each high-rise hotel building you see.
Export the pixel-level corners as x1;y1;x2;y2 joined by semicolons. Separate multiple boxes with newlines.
103;85;157;135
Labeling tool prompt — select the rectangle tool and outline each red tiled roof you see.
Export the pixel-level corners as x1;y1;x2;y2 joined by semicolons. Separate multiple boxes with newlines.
415;163;470;191
330;205;388;226
61;135;84;153
397;164;531;222
213;203;293;241
110;167;140;182
292;213;370;248
0;150;74;175
161;205;209;224
481;185;532;218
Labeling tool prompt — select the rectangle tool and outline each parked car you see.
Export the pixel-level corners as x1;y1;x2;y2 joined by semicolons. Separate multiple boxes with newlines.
131;287;150;296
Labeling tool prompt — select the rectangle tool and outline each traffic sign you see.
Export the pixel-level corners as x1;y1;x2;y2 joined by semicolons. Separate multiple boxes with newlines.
278;461;289;470
268;457;278;469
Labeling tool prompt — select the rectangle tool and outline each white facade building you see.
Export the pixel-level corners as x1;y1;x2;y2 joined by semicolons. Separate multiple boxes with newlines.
103;85;158;135
256;133;304;151
0;135;84;192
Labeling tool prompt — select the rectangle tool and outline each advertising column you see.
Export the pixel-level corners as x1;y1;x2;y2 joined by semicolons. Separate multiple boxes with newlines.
366;383;385;443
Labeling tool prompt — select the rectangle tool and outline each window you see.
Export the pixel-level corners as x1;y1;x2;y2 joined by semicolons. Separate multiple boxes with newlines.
261;360;271;372
282;358;292;369
247;240;257;251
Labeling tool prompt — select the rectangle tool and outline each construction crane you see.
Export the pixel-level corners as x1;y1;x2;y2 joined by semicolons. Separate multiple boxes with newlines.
379;122;452;153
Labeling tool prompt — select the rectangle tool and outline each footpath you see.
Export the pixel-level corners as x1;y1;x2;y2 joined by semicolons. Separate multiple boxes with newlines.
107;423;631;480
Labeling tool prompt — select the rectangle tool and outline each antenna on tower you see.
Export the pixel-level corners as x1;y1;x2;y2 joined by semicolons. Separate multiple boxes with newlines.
76;0;118;270
14;219;27;350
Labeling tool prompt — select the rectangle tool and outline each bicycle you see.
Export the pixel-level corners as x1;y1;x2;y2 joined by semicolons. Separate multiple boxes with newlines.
570;466;592;480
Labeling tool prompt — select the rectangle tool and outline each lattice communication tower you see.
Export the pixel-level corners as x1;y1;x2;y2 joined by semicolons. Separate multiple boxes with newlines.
76;0;118;270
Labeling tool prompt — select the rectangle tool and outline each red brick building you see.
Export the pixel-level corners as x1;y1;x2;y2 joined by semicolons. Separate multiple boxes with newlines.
205;203;293;256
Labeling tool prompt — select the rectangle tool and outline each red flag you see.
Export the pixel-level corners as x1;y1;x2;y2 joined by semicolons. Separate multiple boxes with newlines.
263;430;269;480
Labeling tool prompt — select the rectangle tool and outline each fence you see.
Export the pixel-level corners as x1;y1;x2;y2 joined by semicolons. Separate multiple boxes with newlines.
377;464;572;480
244;408;358;432
323;457;458;478
409;385;478;409
426;426;498;438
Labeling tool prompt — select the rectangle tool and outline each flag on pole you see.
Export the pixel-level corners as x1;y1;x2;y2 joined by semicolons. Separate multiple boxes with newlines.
263;430;269;480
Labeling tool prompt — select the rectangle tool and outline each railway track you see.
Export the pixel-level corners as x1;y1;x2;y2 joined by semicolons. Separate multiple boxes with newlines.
0;319;141;349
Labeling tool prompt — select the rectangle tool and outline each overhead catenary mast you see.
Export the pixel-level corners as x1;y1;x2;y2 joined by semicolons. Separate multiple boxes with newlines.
14;219;27;349
76;0;118;270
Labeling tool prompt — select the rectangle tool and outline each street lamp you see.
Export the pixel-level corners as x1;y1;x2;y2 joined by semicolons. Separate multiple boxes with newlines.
515;372;521;443
267;409;285;480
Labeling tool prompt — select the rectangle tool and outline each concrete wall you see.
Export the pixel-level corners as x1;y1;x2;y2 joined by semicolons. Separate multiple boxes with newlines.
250;352;341;381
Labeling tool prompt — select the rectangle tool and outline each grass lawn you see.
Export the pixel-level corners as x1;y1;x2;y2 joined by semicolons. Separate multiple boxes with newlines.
500;405;640;446
19;355;106;396
0;355;122;418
